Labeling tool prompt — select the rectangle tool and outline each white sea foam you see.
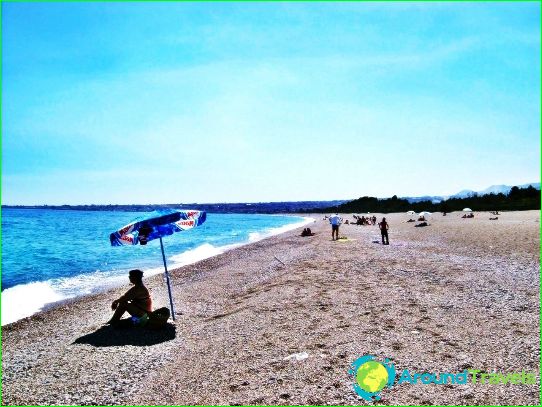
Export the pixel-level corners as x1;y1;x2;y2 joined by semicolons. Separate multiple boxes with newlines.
168;243;227;268
1;281;68;325
1;216;314;326
1;270;133;326
248;216;314;243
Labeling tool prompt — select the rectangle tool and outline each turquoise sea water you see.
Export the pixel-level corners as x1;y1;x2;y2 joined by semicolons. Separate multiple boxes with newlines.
1;208;310;325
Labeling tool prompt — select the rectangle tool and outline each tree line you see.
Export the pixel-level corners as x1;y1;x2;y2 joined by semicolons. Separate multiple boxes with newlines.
310;185;541;214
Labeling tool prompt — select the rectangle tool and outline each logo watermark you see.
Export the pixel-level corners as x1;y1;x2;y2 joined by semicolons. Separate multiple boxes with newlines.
348;355;396;401
349;355;538;401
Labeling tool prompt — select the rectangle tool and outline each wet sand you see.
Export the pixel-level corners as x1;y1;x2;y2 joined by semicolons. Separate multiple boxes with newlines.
2;210;540;405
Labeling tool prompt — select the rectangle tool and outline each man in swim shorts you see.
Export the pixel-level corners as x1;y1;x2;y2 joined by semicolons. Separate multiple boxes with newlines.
106;269;153;326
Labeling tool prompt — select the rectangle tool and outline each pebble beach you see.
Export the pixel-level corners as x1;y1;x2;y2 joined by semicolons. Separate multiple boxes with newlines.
2;210;540;405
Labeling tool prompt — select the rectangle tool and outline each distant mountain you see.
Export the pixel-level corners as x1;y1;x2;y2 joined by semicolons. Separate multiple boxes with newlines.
403;182;540;203
449;182;540;199
449;189;476;199
478;184;510;195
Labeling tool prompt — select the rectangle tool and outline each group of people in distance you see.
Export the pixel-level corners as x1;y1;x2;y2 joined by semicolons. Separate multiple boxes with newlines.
462;213;475;218
353;215;377;225
327;213;389;244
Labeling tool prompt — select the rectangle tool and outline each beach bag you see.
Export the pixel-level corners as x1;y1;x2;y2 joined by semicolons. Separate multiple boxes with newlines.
146;307;170;330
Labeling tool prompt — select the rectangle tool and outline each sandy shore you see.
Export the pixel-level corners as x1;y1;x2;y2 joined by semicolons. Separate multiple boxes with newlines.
2;210;540;405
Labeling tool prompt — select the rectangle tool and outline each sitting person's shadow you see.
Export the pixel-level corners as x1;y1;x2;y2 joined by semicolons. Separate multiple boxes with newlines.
73;320;176;347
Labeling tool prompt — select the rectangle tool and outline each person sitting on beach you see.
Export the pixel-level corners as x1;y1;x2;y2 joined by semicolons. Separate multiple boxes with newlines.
301;228;315;237
415;222;428;227
106;269;152;326
418;216;426;221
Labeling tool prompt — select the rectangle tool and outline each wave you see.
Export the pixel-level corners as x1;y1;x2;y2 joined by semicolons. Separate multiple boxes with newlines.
1;281;68;325
168;242;232;268
0;269;133;326
1;215;314;326
248;216;314;242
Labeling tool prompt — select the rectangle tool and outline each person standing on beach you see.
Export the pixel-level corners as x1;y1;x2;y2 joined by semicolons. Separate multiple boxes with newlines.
106;269;153;326
329;213;342;241
379;217;389;245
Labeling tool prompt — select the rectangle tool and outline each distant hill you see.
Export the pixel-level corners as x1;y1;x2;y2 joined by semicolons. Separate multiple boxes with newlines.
403;182;540;203
2;200;348;214
313;184;540;214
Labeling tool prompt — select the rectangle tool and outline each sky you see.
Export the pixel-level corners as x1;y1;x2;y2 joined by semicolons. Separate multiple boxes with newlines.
2;2;540;205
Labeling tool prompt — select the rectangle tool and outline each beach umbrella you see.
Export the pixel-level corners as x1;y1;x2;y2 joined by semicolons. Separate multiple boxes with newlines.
406;210;416;215
110;209;207;321
419;211;432;217
463;208;473;212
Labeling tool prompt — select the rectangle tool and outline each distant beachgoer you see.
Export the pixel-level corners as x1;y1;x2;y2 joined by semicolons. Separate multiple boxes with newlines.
329;213;342;241
415;222;428;227
106;269;152;326
301;228;315;237
379;217;389;245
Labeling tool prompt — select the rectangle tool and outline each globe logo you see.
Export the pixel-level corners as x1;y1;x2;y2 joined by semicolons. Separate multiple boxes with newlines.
349;355;396;401
356;360;389;392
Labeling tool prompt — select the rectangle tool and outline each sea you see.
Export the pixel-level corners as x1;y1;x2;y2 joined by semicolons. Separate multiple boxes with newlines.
1;208;312;325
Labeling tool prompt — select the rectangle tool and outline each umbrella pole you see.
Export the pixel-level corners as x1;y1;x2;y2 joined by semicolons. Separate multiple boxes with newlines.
159;237;176;321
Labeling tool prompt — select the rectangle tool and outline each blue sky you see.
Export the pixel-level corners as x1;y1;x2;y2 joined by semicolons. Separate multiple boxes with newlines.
2;2;540;204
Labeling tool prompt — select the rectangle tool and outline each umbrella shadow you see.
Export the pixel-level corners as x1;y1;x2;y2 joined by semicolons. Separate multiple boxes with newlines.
73;321;176;347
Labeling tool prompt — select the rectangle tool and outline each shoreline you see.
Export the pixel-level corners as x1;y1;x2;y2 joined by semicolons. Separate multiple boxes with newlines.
1;214;314;327
2;210;540;405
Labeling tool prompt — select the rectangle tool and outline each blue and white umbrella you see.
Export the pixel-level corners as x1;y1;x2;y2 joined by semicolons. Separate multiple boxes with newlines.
110;209;207;320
